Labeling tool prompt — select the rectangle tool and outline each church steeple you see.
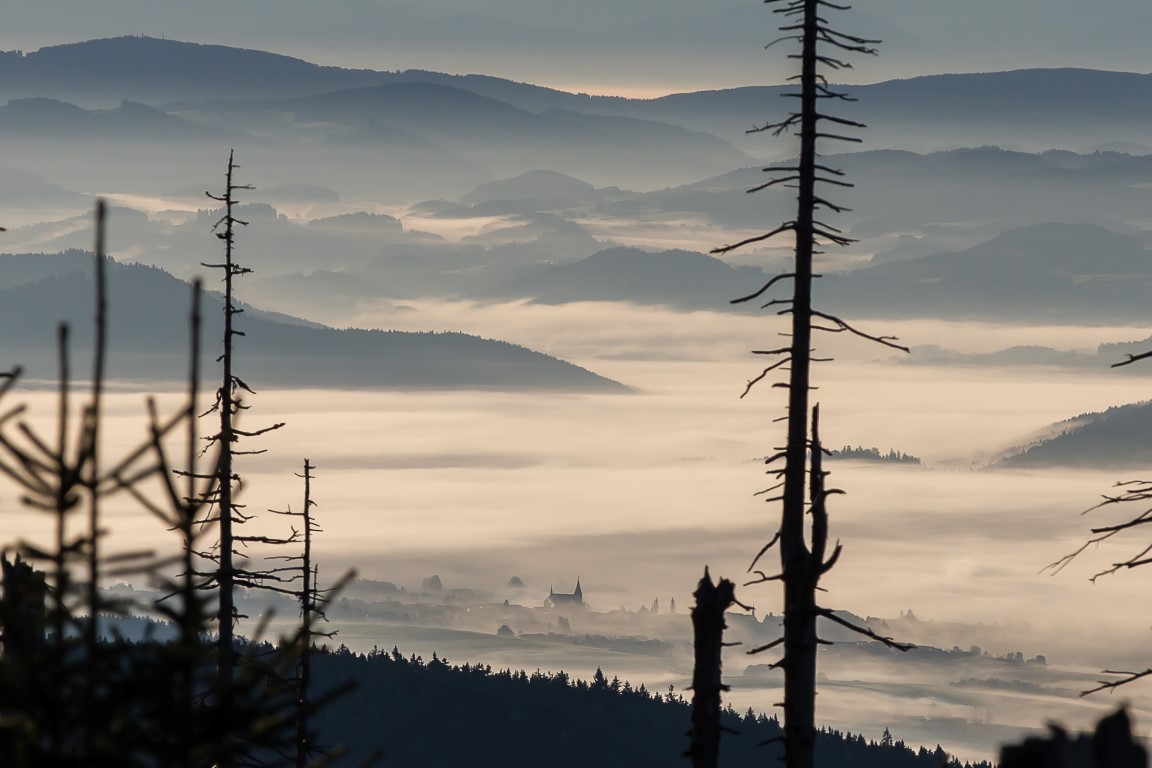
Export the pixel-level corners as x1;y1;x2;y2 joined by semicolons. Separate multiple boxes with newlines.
543;577;584;608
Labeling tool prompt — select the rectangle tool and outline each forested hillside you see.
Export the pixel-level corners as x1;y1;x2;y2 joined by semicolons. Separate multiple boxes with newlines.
309;646;993;768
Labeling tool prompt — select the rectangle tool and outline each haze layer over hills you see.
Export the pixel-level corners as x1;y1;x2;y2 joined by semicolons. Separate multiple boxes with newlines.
6;37;1152;501
6;37;1152;509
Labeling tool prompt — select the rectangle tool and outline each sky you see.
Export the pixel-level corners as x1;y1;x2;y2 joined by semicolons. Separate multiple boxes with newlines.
5;0;1152;96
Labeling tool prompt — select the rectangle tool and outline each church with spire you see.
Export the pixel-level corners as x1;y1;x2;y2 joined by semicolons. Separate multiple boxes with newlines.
544;578;584;608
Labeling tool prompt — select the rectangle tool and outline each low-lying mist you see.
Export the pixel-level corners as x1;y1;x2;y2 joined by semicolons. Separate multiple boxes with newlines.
3;285;1151;762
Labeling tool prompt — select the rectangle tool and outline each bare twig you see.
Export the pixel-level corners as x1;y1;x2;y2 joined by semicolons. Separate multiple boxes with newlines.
816;608;915;652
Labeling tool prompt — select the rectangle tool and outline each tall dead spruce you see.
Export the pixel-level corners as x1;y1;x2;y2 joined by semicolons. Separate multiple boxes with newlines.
269;459;347;768
712;2;911;768
200;151;288;688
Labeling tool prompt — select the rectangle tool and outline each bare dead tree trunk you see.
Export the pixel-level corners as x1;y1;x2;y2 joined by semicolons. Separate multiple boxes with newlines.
686;568;736;768
711;4;911;768
269;458;346;767
777;8;820;759
297;459;315;768
210;151;243;685
201;152;288;698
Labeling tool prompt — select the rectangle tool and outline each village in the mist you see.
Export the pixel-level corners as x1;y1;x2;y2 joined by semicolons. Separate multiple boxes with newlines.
5;10;1152;762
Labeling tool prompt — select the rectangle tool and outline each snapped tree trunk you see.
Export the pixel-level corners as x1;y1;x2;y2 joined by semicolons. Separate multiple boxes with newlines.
687;569;736;768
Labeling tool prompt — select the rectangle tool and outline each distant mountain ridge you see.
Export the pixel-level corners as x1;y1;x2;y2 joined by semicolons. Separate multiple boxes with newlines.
459;169;600;206
6;37;1152;120
0;165;87;207
4;38;1152;154
816;222;1152;323
477;247;767;310
0;97;225;140
2;38;1152;156
0;37;389;105
0;37;750;189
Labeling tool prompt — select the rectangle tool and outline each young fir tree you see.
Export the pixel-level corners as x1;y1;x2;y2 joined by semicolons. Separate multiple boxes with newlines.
0;202;341;767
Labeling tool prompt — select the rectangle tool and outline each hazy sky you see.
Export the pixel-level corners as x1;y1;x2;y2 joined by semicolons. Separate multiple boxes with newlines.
5;0;1152;95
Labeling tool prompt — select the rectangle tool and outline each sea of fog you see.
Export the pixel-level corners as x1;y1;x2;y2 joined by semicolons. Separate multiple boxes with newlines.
4;304;1152;759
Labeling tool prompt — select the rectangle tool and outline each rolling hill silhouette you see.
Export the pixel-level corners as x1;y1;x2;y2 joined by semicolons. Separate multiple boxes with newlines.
0;254;626;392
993;401;1152;469
816;222;1152;322
168;81;749;182
11;38;1152;142
0;97;229;141
459;170;601;207
0;37;389;105
0;166;87;207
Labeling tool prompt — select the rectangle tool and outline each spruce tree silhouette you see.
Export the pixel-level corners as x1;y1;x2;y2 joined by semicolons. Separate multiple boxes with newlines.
0;202;354;767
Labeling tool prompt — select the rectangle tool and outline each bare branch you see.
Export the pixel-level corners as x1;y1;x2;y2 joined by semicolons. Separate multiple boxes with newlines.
748;637;785;654
740;359;792;399
1081;669;1152;697
749;531;783;571
1112;350;1152;368
816;608;914;651
712;223;796;256
732;274;797;306
810;310;910;352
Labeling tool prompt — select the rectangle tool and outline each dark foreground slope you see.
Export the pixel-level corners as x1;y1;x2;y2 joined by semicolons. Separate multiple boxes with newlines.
310;647;991;768
0;253;625;392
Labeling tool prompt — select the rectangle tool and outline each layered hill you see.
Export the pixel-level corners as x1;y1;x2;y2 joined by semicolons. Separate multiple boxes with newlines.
816;222;1152;323
0;38;751;191
610;148;1152;235
4;38;1152;155
0;97;226;141
0;252;625;392
0;37;390;105
994;401;1152;469
478;246;767;310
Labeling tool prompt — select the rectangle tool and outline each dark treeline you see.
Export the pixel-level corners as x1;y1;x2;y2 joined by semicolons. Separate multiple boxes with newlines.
828;446;921;465
308;645;992;768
